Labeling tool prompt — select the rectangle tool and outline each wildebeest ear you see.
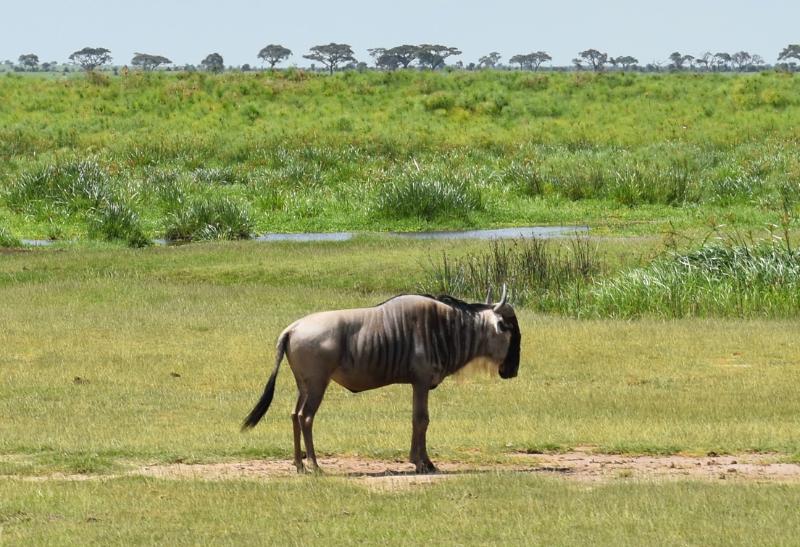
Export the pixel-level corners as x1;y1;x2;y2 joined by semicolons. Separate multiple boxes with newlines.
485;286;493;305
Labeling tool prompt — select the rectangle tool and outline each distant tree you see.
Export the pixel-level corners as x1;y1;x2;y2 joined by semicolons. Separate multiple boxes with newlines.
613;55;638;70
18;53;39;71
668;51;694;70
415;44;461;69
241;63;252;72
509;51;551;71
509;54;529;70
131;53;172;71
578;49;608;71
386;45;420;68
695;52;712;70
683;55;695;69
477;52;502;69
303;43;356;74
712;52;731;71
201;52;224;73
69;47;112;71
750;54;765;68
368;48;402;70
258;44;292;68
731;51;753;71
778;44;800;64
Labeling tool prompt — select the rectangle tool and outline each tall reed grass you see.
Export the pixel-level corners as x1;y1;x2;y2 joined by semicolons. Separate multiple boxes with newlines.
0;224;21;248
423;233;800;318
88;202;151;248
164;197;253;241
373;179;483;220
421;237;600;310
589;238;800;318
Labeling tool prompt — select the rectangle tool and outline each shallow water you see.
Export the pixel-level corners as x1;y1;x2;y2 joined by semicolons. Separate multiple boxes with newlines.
392;226;588;240
20;226;589;247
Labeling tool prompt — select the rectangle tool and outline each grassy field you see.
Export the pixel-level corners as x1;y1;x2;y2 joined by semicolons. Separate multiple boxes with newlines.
3;70;800;544
2;240;799;466
1;240;800;544
3;476;800;545
1;71;799;242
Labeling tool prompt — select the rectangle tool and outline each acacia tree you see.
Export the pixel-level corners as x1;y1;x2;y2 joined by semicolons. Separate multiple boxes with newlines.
779;44;800;63
370;45;421;69
69;47;112;71
18;53;39;71
367;48;400;70
303;43;356;74
668;51;694;70
731;51;753;71
416;44;461;69
478;52;501;68
712;52;731;71
577;49;608;71
509;51;551;71
608;55;639;70
258;44;292;68
386;45;420;68
131;53;172;71
201;52;224;73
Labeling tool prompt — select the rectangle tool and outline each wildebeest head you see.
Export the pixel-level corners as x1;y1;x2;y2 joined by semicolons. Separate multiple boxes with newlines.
488;285;520;379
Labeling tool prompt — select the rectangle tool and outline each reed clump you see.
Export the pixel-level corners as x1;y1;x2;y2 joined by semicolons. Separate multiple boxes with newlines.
164;196;253;241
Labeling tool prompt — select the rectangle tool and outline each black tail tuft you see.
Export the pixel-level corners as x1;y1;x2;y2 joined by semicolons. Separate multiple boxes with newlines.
241;370;278;431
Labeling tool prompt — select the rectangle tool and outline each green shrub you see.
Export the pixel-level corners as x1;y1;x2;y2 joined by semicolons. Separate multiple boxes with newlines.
372;179;482;220
502;160;545;196
192;166;248;185
423;91;457;112
0;225;22;248
88;202;151;248
421;237;600;308
7;159;110;212
589;241;800;318
164;197;253;241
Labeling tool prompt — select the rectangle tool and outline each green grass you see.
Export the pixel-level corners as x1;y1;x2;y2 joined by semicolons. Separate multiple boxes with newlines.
0;224;21;247
1;71;800;239
422;230;800;317
2;475;800;545
1;240;799;471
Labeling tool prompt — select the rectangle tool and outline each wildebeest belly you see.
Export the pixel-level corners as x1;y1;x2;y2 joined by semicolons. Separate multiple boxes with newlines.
330;365;412;393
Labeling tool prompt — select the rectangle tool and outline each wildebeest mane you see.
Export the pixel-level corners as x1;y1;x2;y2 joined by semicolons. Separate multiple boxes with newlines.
374;293;489;313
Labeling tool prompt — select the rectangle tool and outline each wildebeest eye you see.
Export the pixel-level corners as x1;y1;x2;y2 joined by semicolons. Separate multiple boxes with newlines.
497;319;510;332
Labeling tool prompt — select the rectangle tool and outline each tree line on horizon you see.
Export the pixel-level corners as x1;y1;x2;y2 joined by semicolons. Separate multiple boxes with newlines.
6;43;800;74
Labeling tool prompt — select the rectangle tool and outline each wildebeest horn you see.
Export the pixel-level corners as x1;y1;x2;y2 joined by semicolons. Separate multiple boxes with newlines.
485;286;493;305
493;284;508;311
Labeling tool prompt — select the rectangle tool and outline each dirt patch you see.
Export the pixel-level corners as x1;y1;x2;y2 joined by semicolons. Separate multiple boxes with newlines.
5;451;800;489
519;451;800;483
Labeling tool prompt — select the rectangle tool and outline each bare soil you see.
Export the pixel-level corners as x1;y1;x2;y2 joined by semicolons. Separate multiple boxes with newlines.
6;450;800;490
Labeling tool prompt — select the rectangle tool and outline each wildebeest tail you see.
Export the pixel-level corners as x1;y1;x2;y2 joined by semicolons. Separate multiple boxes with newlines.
241;329;290;431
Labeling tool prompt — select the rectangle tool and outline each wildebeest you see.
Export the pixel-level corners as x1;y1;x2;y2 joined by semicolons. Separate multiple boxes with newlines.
242;285;521;473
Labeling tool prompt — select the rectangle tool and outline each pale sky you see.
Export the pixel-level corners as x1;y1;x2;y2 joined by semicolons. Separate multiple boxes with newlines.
1;0;797;67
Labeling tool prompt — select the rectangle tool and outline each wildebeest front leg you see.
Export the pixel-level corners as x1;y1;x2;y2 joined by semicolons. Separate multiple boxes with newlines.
410;383;436;474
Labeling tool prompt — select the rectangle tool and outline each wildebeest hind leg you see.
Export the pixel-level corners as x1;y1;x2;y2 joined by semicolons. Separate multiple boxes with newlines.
291;392;307;473
298;382;328;473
